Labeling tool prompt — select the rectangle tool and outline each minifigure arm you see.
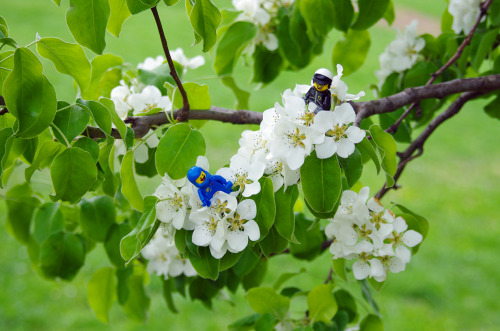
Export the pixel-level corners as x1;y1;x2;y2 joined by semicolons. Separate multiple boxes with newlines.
198;189;210;207
212;175;228;184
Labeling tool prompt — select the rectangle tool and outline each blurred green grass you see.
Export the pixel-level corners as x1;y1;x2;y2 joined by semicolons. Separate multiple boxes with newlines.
1;1;500;330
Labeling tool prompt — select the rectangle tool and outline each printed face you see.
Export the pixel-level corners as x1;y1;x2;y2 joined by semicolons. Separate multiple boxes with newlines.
196;171;206;184
314;82;328;92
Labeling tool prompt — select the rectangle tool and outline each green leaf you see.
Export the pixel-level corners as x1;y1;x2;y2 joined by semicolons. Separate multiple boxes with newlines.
357;137;380;174
242;259;267;290
4;48;57;138
484;93;500;120
351;0;390;30
308;284;337;323
189;0;221;52
187;246;220;280
332;29;370;76
369;125;397;187
126;0;160;14
383;1;395;25
66;0;110;54
0;127;14;182
33;202;65;244
99;97;128;139
172;82;211;129
52;104;90;144
77;99;112;135
299;0;335;41
121;150;144;211
83;54;123;100
246;287;290;319
331;0;354;32
164;0;180;5
472;28;498;73
25;140;63;183
338;149;363;188
36;37;91;91
39;232;86;280
50;147;98;203
229;313;260;330
122;265;150;322
99;136;118;197
188;276;219;308
332;258;347;281
259;226;288;258
120;196;159;262
214;21;257;76
301;152;342;213
254;313;275;331
273;268;306;291
393;204;429;254
162;278;178;313
252;46;283;84
290;213;324;260
360;314;383;331
72;137;100;162
0;50;15;95
87;267;116;323
221;76;250;110
334;290;358;323
155;123;206;180
105;223;131;267
250;177;276;240
232;247;260;277
219;250;244;272
108;0;131;37
274;185;299;241
6;183;41;244
80;196;116;242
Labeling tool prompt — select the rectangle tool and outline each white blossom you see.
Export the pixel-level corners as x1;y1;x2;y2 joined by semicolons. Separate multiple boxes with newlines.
170;48;205;74
154;179;189;230
448;0;482;34
225;199;260;253
330;64;365;103
127;85;172;116
110;84;132;120
138;55;165;71
216;154;265;197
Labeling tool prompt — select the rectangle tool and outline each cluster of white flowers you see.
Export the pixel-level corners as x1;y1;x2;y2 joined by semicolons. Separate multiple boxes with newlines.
111;84;172;120
137;48;205;74
232;0;295;52
448;0;482;34
141;224;197;279
376;20;425;83
325;187;423;282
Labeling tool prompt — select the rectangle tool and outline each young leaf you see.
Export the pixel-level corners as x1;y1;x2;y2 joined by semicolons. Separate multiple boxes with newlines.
36;37;91;91
334;289;358;323
155;123;206;180
121;265;150;322
172;82;211;129
126;0;160;14
332;29;371;76
472;28;499;73
121;150;144;212
52;104;90;144
99;97;127;139
357;137;380;174
360;314;383;331
108;0;131;37
338;149;363;188
39;232;86;280
80;196;116;242
214;21;257;75
66;0;110;54
189;0;221;52
83;54;123;100
252;46;283;84
120;196;159;262
50;147;98;204
87;267;116;324
300;152;342;213
259;226;288;258
5;183;41;244
72;137;100;162
162;278;179;313
3;48;57;138
351;0;390;30
274;185;299;241
77;99;112;135
331;0;354;32
307;284;337;323
246;287;290;319
299;0;335;41
369;125;397;187
332;258;347;281
187;246;220;280
0;50;14;95
33;202;65;244
105;223;132;267
250;177;276;240
290;213;324;260
25;140;64;183
0;127;13;182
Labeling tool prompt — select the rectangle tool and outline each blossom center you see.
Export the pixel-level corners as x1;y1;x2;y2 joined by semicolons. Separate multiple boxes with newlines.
286;128;306;148
227;213;245;232
234;172;253;192
300;112;315;126
167;193;183;211
370;211;386;229
326;124;348;141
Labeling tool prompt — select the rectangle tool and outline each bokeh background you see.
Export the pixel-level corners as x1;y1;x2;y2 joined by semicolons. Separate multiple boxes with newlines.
1;0;500;330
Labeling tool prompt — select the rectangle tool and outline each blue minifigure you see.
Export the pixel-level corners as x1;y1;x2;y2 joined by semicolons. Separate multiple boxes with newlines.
187;166;233;207
304;68;334;114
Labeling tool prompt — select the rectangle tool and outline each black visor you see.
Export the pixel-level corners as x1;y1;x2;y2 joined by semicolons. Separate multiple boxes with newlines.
313;73;332;86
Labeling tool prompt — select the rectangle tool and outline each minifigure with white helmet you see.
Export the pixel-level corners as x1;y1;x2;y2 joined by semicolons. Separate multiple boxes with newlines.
304;68;333;113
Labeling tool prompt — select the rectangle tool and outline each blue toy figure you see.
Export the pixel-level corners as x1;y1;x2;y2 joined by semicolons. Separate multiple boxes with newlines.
187;166;233;207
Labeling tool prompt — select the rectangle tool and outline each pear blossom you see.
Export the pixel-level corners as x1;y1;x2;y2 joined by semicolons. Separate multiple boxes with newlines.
313;103;366;159
216;154;265;197
376;20;425;83
110;84;132;120
141;225;197;279
138;55;165;71
330;64;365;103
170;48;205;74
387;216;423;263
448;0;482;34
128;85;172;116
134;130;160;163
154;180;189;229
225;199;260;253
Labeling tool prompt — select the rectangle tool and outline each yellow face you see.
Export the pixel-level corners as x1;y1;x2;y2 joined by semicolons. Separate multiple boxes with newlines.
196;171;206;184
314;82;329;92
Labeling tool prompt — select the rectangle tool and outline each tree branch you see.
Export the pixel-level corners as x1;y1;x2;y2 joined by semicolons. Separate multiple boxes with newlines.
353;74;500;126
385;0;494;134
375;91;484;199
151;6;190;122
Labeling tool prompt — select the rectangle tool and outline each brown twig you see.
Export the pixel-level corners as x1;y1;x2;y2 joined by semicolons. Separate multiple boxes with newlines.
375;91;484;199
151;6;190;122
385;0;493;134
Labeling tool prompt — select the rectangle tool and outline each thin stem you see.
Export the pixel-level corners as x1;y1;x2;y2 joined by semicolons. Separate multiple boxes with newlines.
151;6;190;122
385;0;494;134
